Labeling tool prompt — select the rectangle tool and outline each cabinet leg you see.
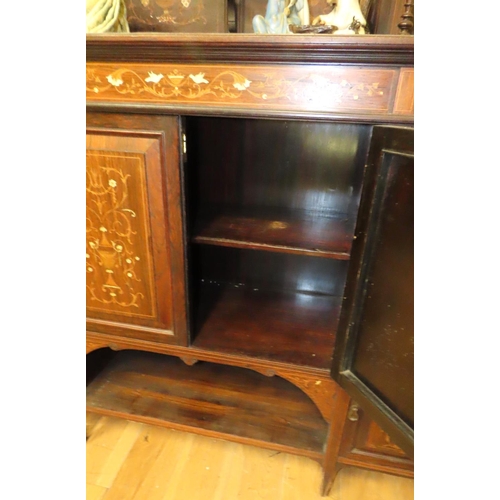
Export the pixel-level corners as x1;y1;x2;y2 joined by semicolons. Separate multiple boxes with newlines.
321;463;344;496
321;386;350;496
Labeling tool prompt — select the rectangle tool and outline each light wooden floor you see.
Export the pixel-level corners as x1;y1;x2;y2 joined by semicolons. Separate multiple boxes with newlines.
86;413;414;500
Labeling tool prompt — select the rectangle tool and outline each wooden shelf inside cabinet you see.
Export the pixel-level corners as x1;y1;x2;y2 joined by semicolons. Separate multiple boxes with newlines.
86;350;328;458
192;206;354;260
192;282;342;370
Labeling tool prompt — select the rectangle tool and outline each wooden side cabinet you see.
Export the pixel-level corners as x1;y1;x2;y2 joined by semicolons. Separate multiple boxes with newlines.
86;35;414;496
86;113;188;345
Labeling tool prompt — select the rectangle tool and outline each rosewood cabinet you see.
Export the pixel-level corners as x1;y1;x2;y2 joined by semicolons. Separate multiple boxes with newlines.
86;33;414;495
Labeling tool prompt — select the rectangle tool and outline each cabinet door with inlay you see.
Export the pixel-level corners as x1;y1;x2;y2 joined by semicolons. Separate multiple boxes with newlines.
338;402;413;478
86;113;187;345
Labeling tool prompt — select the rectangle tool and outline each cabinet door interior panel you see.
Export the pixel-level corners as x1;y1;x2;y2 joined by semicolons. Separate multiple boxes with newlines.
351;153;414;426
86;114;188;345
332;126;414;457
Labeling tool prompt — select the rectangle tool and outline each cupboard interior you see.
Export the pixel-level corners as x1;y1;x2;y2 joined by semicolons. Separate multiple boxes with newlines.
185;117;371;369
86;114;407;476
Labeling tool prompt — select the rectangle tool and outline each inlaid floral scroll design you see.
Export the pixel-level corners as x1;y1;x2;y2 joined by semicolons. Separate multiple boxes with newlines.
89;68;267;100
86;66;387;108
86;154;154;316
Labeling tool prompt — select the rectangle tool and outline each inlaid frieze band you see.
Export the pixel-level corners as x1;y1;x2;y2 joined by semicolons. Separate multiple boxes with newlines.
87;63;398;114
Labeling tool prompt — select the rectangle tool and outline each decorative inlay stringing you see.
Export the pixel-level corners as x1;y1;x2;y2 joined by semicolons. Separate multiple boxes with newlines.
86;151;156;318
87;63;396;112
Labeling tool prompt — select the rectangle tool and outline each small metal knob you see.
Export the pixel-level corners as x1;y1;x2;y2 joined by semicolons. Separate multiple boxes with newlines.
347;404;360;422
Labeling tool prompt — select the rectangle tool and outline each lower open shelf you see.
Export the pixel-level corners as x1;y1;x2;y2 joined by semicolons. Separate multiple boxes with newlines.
86;350;328;459
193;282;342;370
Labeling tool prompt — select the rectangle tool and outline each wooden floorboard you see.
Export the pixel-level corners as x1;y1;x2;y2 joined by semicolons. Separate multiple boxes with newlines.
87;413;414;500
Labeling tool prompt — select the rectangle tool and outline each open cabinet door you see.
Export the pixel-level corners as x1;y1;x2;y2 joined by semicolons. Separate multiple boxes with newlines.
332;126;414;457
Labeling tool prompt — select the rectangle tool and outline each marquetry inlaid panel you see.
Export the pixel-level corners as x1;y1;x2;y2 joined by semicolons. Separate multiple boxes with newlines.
86;151;156;318
338;407;413;475
87;63;400;115
126;0;227;33
86;115;188;345
355;419;408;458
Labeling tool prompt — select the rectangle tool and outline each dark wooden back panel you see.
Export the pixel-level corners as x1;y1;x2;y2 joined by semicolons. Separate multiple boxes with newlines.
186;117;371;218
194;245;348;296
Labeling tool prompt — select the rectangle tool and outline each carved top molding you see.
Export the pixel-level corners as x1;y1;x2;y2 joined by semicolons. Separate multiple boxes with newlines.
86;34;414;66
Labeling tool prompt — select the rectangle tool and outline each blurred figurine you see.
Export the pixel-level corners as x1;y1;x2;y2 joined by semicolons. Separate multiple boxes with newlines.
253;0;310;34
86;0;130;33
312;0;367;34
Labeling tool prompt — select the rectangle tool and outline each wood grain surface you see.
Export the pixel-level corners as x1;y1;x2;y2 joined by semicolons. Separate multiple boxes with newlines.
86;113;188;345
394;69;414;115
86;413;415;500
87;351;329;458
193;282;342;369
86;34;414;66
